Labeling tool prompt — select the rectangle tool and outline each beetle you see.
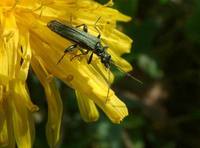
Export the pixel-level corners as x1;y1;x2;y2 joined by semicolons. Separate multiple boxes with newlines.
47;20;111;68
47;19;142;104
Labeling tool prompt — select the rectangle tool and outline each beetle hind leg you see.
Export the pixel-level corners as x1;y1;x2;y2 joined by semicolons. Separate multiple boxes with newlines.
70;48;89;61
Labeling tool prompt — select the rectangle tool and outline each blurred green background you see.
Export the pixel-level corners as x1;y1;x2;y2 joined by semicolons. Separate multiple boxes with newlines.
30;0;200;147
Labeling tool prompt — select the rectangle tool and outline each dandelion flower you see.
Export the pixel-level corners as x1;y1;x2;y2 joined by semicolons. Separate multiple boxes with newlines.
0;0;133;147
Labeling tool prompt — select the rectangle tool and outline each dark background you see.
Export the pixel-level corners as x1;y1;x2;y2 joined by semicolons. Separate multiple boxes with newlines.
31;0;200;147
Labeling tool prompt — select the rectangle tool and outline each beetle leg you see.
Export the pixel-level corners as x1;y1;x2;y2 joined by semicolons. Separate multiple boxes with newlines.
88;52;94;64
76;24;88;33
57;44;77;64
70;48;89;61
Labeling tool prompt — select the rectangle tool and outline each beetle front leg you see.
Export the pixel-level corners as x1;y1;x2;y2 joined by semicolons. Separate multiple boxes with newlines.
70;48;89;61
57;44;78;64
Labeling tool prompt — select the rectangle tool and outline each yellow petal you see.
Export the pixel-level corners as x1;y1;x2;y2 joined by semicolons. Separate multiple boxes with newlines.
16;26;32;81
2;12;19;79
75;91;99;122
103;29;133;56
9;80;35;148
109;50;133;72
31;56;63;148
0;105;8;147
0;101;16;148
0;41;9;78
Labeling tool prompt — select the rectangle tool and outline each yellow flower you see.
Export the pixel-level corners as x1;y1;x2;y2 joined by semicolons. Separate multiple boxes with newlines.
0;0;133;147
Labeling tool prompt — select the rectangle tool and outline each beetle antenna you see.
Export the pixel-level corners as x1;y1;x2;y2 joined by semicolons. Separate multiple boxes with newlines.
105;67;111;105
110;60;143;85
